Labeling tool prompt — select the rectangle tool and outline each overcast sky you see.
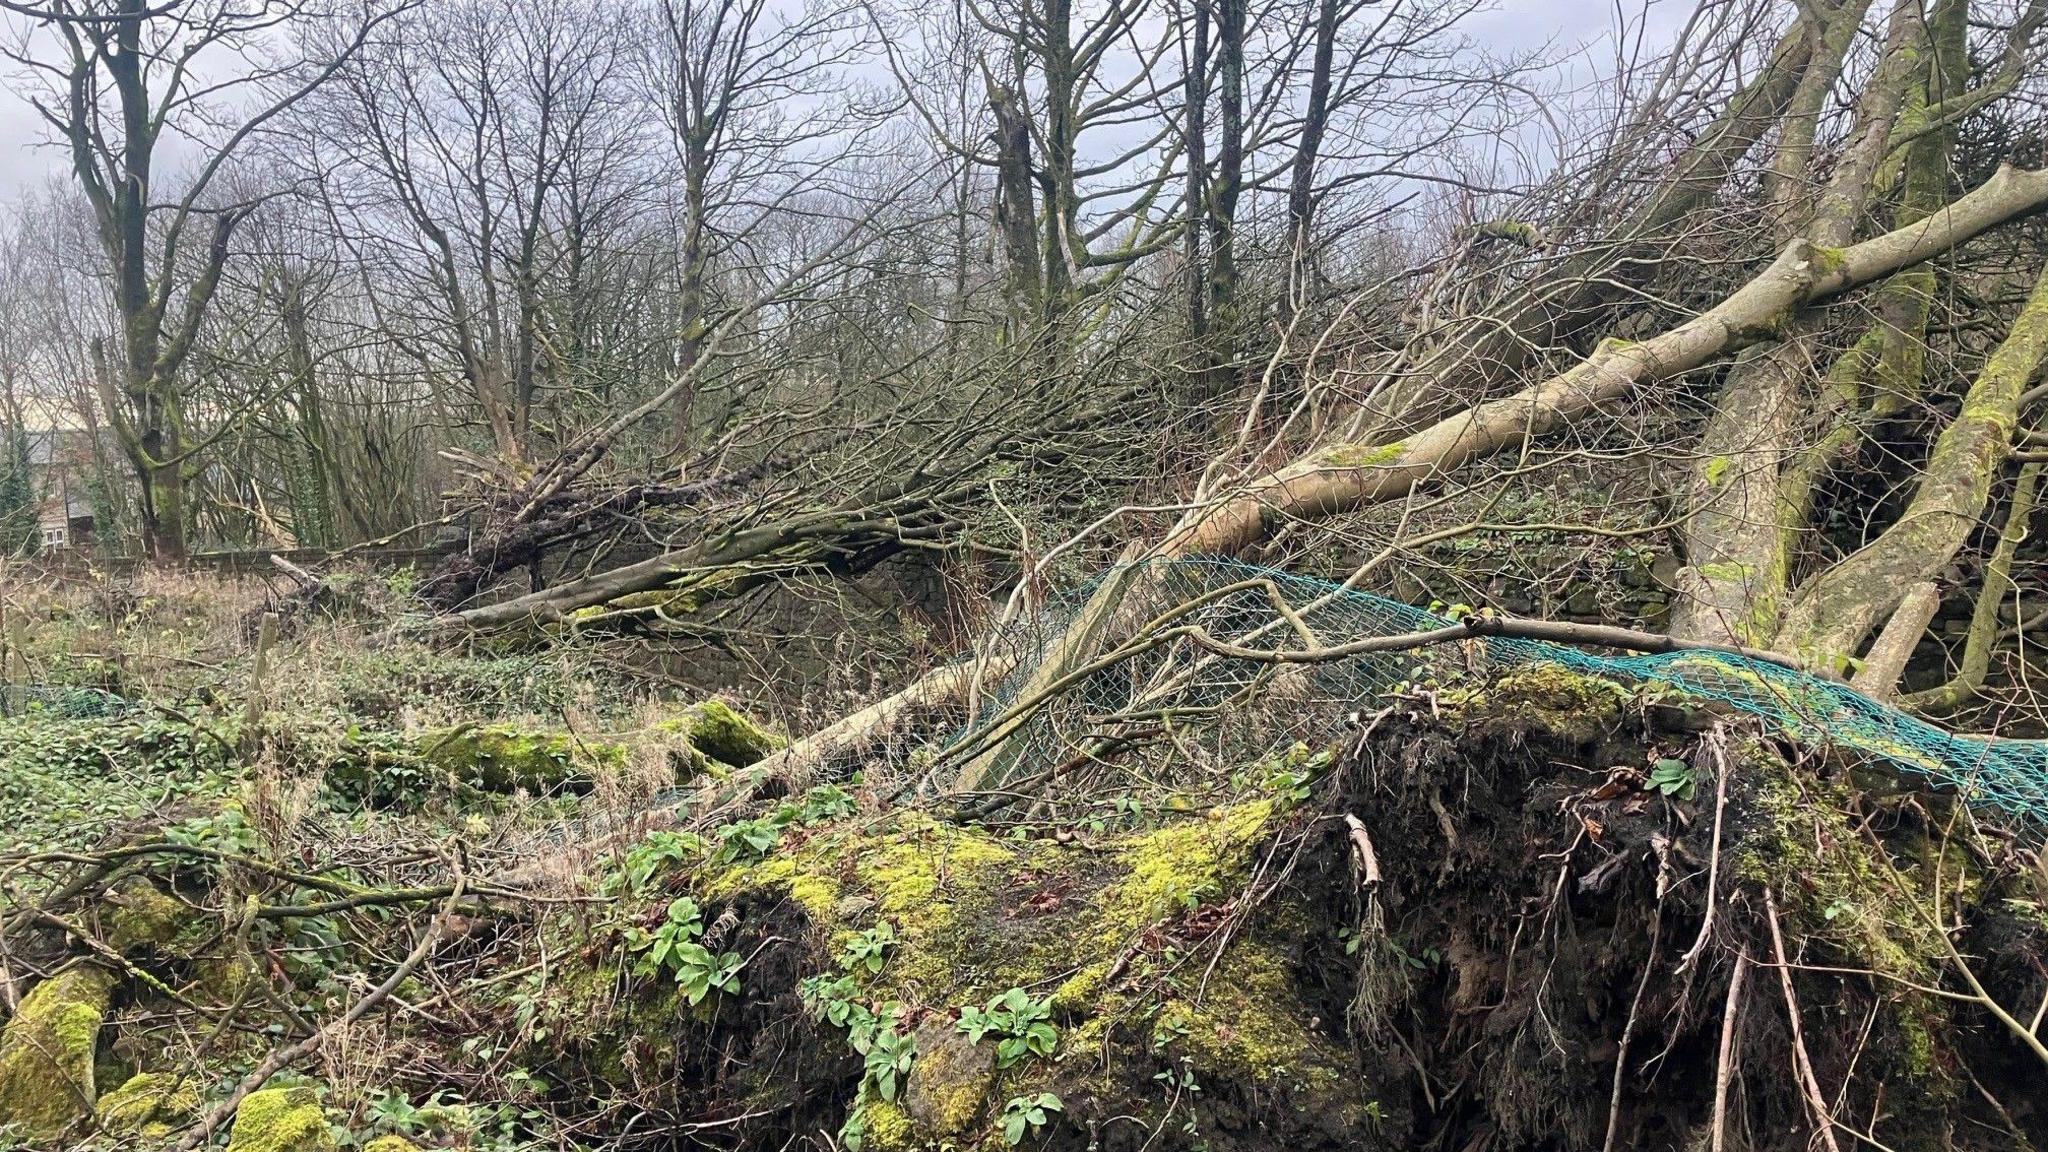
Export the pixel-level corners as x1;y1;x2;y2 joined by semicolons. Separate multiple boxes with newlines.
0;1;1687;201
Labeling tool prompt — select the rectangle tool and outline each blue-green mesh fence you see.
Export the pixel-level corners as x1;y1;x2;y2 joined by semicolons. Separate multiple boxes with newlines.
952;557;2048;819
0;684;131;719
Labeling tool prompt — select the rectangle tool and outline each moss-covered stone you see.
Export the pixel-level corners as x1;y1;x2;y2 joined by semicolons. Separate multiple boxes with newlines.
0;963;116;1142
901;1019;994;1136
223;1085;336;1152
94;1071;200;1140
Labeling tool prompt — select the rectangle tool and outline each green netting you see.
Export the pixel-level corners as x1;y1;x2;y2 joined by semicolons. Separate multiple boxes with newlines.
0;684;132;719
953;557;2048;819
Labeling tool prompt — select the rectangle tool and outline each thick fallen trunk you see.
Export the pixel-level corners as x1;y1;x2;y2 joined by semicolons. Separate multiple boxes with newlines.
436;499;933;631
1774;257;2048;668
420;464;773;609
436;391;1129;632
1159;165;2048;561
1673;0;1957;647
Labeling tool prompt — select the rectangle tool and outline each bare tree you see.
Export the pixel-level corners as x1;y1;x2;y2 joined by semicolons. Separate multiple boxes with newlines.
4;0;403;557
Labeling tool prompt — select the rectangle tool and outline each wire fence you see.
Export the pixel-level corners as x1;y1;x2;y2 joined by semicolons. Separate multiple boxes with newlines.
0;684;132;720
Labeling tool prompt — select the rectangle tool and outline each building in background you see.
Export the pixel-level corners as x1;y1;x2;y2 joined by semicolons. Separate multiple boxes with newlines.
27;429;95;551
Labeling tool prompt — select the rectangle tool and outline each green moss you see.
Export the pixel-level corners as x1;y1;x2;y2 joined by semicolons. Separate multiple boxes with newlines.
1806;244;1849;280
362;1135;424;1152
1158;939;1350;1095
0;963;115;1142
1732;745;1942;984
94;1071;200;1140
223;1085;336;1152
1704;455;1731;488
666;700;785;768
860;1099;917;1150
418;724;618;793
105;879;188;953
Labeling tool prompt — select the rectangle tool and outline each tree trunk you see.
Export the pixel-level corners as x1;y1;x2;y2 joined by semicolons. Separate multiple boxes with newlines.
1774;257;2048;669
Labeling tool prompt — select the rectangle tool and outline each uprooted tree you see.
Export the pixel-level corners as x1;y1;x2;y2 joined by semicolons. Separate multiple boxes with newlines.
8;0;2048;1150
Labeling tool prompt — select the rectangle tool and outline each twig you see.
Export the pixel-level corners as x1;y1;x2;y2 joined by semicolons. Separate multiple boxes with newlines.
171;865;467;1151
1710;951;1750;1152
1764;887;1846;1152
1677;731;1731;975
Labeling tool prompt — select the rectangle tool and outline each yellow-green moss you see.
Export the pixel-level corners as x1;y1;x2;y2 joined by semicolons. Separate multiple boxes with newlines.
860;1099;917;1150
1158;938;1349;1094
693;801;1353;1145
362;1134;424;1152
0;963;115;1142
418;725;617;793
1322;441;1405;469
833;816;1017;995
671;700;785;768
1100;801;1275;940
223;1085;335;1152
94;1071;200;1140
1446;664;1630;744
1806;244;1849;280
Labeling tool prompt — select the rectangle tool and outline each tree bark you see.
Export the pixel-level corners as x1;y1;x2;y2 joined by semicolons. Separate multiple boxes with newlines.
1850;581;1939;700
1775;256;2048;668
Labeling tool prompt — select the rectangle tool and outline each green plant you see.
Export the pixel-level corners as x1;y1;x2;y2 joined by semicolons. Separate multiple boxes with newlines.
1387;939;1443;971
714;815;787;862
858;1021;918;1101
1648;757;1697;801
628;897;745;1004
798;782;856;822
958;987;1059;1068
839;922;897;975
1153;1054;1201;1096
366;1089;429;1136
631;897;704;971
1337;925;1363;955
800;972;875;1033
673;947;746;1005
607;830;706;896
999;1093;1063;1146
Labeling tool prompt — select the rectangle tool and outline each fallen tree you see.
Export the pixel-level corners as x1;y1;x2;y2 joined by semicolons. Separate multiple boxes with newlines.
755;159;2048;790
